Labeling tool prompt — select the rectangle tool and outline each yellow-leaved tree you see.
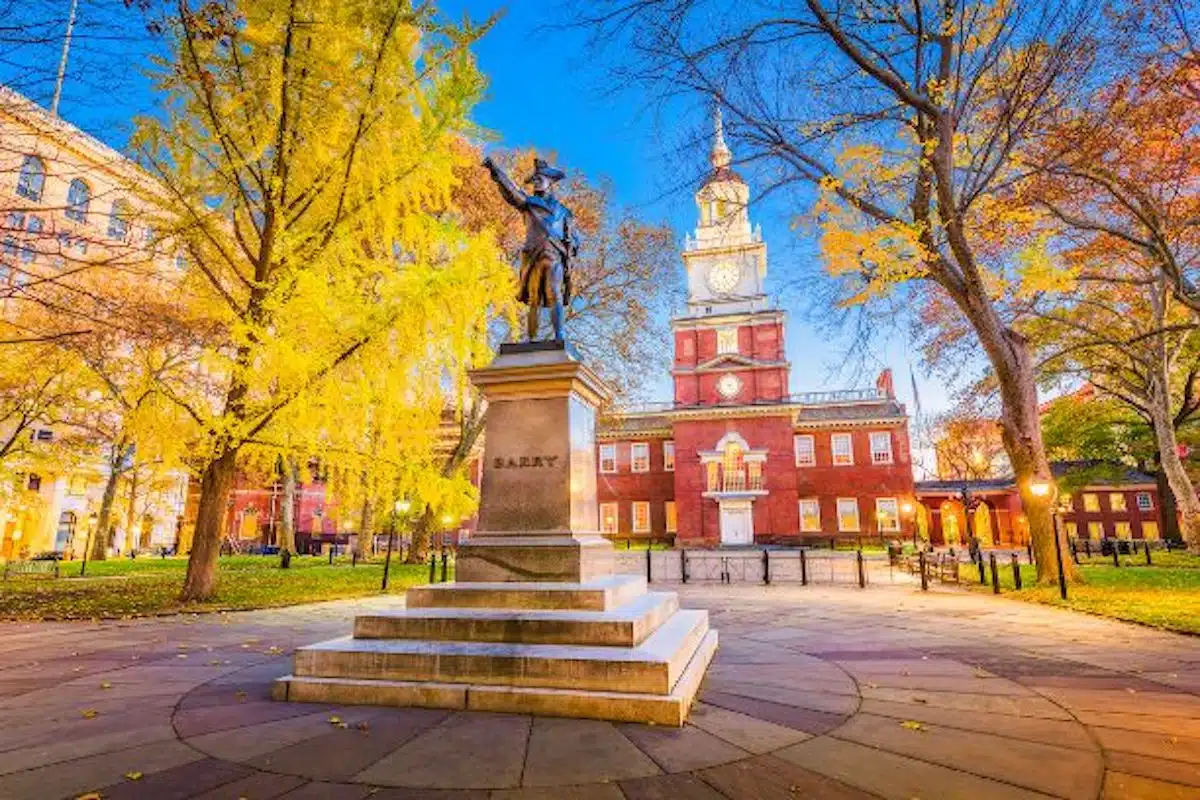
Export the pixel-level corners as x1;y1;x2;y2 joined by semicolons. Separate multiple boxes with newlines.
135;0;512;601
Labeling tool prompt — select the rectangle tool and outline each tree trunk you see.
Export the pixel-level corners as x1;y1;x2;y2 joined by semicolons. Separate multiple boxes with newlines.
1149;377;1200;552
278;456;298;563
179;448;238;602
406;508;434;564
90;460;122;562
1153;456;1182;542
356;471;374;558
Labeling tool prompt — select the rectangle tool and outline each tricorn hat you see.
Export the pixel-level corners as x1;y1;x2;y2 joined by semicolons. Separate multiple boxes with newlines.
524;158;565;184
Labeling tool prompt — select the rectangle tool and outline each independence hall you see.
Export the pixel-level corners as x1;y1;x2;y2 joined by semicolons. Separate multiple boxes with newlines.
595;117;916;546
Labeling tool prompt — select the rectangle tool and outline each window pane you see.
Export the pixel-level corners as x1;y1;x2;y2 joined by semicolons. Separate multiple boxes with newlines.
1114;521;1132;539
1136;493;1153;510
1065;522;1078;538
66;179;90;222
794;435;815;466
1141;521;1159;540
832;434;853;465
632;501;650;533
1087;521;1104;539
600;503;618;534
631;443;650;472
16;155;45;201
869;432;892;464
836;498;859;531
1083;493;1100;512
665;501;677;533
1110;493;1127;512
717;328;738;355
599;444;616;473
799;499;820;532
876;498;899;531
663;441;675;471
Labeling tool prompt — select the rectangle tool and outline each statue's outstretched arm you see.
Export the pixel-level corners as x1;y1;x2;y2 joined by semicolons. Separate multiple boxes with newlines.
482;156;527;209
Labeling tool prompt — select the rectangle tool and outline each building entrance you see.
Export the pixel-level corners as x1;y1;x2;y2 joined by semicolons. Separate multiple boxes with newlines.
719;501;754;546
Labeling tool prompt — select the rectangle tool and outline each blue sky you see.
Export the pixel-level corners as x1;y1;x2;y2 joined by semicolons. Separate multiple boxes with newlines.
8;0;954;477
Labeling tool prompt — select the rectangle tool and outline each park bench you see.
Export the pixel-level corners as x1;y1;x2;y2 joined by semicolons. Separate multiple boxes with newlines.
935;553;960;583
3;559;60;580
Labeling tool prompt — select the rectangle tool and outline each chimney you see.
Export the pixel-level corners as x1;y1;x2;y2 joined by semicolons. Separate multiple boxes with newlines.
876;368;895;397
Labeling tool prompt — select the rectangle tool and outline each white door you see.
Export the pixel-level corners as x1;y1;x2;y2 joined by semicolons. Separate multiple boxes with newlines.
719;502;754;546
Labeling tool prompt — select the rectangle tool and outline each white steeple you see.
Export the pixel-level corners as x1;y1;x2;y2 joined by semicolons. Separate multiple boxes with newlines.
710;106;732;170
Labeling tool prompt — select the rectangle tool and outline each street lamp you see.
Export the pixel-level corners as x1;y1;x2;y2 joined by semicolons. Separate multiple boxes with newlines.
1030;478;1068;601
382;499;410;591
900;501;915;546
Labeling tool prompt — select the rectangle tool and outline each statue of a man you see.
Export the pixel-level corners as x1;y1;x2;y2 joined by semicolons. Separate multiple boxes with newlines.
482;155;579;342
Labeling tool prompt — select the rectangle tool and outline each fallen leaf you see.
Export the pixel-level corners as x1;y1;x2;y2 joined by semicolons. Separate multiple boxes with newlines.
912;697;928;704
100;682;112;690
900;720;926;732
75;794;101;800
328;716;343;725
124;771;143;781
81;709;98;719
235;690;248;702
176;654;188;660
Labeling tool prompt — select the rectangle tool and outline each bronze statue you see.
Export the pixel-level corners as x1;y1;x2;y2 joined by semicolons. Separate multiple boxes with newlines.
482;155;579;342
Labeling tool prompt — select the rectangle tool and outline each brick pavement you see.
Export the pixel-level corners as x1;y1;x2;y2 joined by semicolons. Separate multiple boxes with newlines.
0;585;1197;799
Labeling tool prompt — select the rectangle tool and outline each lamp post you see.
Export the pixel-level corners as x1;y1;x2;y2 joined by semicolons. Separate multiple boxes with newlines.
1030;478;1067;601
382;499;410;591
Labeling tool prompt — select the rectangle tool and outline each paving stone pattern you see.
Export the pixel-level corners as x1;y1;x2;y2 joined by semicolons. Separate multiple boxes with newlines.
0;585;1198;799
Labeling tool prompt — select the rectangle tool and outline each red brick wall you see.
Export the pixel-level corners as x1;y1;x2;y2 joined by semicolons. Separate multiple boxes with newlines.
673;320;791;407
596;438;675;535
1062;488;1163;540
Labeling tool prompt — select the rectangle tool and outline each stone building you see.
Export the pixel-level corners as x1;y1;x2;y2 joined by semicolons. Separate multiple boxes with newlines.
595;115;917;546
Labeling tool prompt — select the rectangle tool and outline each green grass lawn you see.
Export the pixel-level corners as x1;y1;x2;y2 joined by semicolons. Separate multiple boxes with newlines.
965;551;1200;635
0;555;447;621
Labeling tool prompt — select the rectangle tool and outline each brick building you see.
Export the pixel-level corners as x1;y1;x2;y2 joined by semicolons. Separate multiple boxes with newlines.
595;114;917;546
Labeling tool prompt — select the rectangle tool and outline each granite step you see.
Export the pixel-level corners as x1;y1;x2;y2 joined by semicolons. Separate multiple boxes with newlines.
354;591;679;647
405;574;647;612
294;608;709;695
274;629;718;727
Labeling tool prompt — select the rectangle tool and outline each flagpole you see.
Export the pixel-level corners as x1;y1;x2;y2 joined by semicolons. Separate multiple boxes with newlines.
50;0;79;116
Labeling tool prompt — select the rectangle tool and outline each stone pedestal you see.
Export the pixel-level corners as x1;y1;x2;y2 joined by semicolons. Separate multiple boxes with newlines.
273;342;717;726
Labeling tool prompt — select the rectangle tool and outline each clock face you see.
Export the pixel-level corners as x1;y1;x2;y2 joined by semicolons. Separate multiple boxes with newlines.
708;262;740;294
716;373;742;399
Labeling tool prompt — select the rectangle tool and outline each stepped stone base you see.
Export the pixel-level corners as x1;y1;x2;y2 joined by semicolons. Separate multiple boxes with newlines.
273;575;716;726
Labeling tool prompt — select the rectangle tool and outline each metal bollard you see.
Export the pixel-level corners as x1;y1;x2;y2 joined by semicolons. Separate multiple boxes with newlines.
763;550;770;585
989;553;999;594
800;549;808;586
329;547;334;565
1070;541;1080;565
1084;539;1092;559
919;551;928;591
440;551;448;582
1112;543;1120;567
1011;552;1022;590
429;552;437;583
681;550;688;584
720;556;729;584
1144;540;1152;565
856;550;866;588
646;547;652;582
978;554;987;584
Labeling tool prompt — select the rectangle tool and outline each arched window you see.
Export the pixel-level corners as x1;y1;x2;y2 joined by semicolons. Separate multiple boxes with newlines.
16;155;45;201
107;200;130;240
65;179;90;222
722;441;745;491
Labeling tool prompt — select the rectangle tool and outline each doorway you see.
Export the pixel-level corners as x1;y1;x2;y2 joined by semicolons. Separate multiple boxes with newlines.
719;501;754;546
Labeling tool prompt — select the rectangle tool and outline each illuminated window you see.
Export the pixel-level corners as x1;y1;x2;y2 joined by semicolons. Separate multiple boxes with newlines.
600;503;618;535
1087;521;1104;539
599;444;616;473
717;327;738;355
875;498;899;531
836;498;860;532
799;499;821;532
831;433;853;466
665;501;677;533
747;460;763;490
1062;494;1074;511
705;461;719;491
66;179;90;222
631;442;650;473
16;155;45;201
632;501;651;533
663;441;675;471
1136;492;1153;511
1082;493;1100;512
1114;521;1132;539
1110;493;1127;512
1065;521;1078;539
1141;521;1159;540
869;432;893;464
722;442;745;491
794;435;815;466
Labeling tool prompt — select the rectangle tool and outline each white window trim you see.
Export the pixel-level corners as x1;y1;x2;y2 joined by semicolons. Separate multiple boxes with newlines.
875;497;900;532
663;441;675;472
869;431;893;465
832;433;854;466
599;443;617;474
836;497;860;532
794;434;815;467
631;442;650;473
799;498;821;532
632;501;651;534
1136;492;1154;511
600;502;618;535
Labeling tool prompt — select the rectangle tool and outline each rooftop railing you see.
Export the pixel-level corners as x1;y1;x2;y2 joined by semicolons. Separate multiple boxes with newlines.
611;388;889;416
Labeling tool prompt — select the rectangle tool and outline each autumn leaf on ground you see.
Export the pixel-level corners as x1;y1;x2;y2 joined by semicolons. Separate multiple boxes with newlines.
235;690;247;702
81;709;98;719
100;682;112;689
124;771;143;781
328;716;343;726
865;682;879;689
74;793;101;800
900;720;926;732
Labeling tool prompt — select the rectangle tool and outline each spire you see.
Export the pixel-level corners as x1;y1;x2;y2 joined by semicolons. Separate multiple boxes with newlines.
710;105;732;170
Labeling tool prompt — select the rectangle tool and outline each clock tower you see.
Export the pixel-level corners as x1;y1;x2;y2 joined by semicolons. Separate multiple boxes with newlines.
672;110;790;408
